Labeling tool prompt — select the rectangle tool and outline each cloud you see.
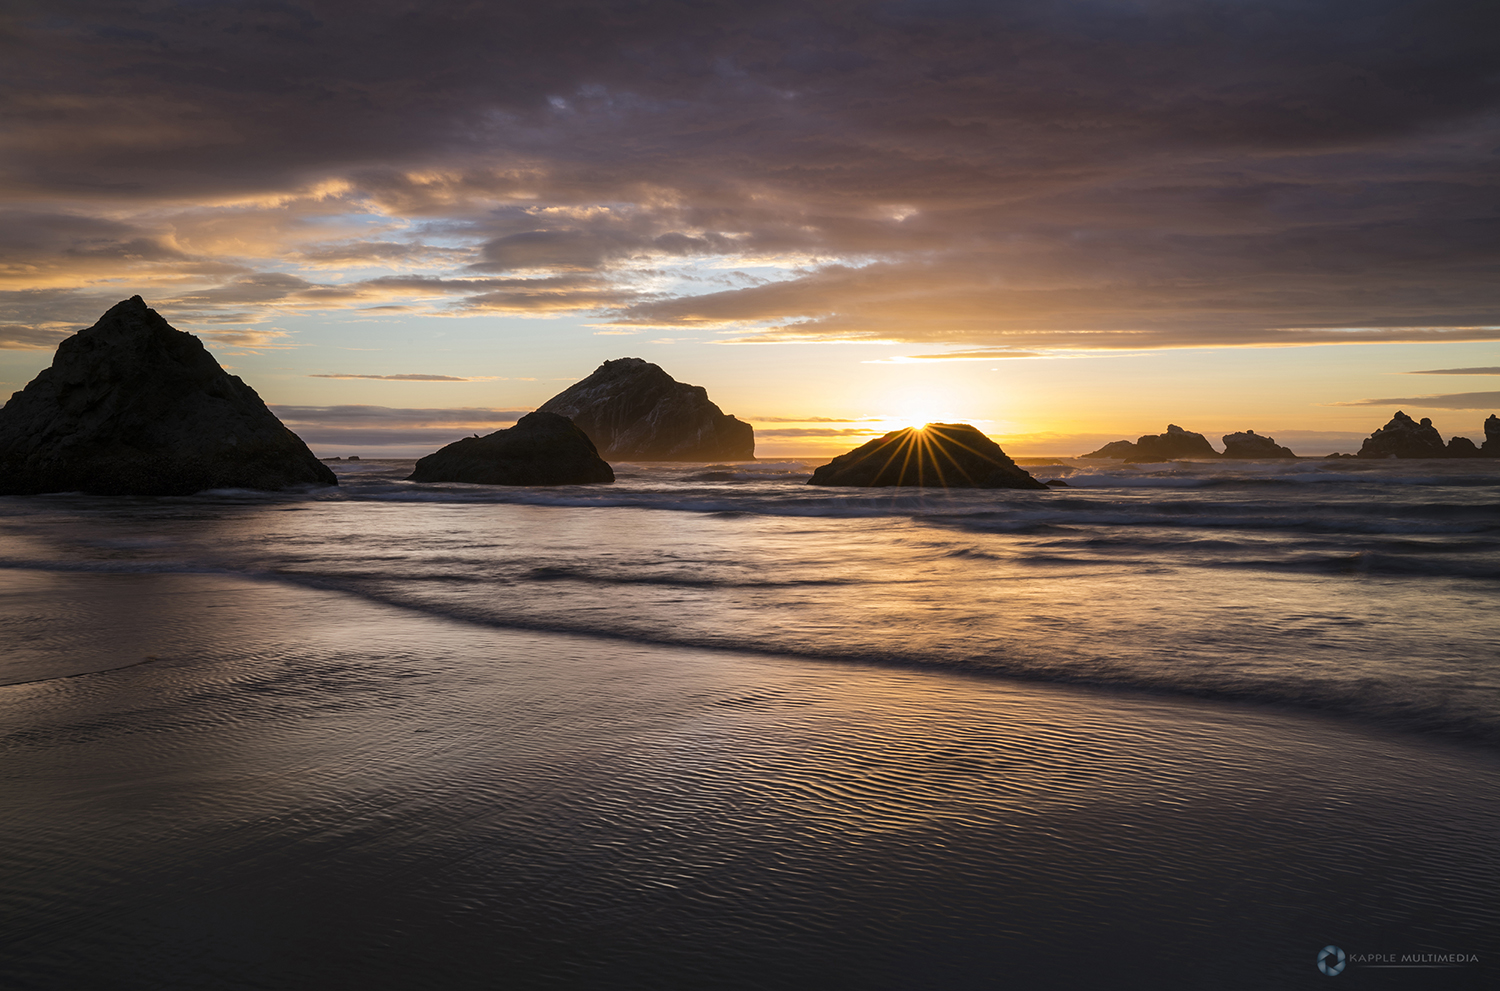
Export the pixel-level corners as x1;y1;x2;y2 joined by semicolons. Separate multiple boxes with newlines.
307;373;497;382
752;417;881;423
200;329;299;350
0;0;1496;351
867;350;1048;363
1406;367;1500;375
268;404;531;453
1329;392;1500;409
755;427;885;438
271;405;528;426
0;323;69;350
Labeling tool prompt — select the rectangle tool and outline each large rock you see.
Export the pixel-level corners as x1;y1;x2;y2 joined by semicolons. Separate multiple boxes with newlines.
1446;436;1482;458
537;358;754;460
1355;411;1448;458
407;411;614;485
808;423;1047;489
1080;440;1138;459
0;296;335;495
1125;424;1220;462
1483;415;1500;457
1220;430;1297;458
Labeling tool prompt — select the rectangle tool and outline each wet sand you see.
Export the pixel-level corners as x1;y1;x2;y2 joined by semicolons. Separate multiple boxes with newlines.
1;570;1496;989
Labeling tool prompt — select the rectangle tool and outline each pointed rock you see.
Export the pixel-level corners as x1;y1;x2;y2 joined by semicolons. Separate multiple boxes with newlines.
1356;411;1448;459
537;358;754;461
1221;430;1297;458
0;297;335;495
808;423;1047;489
1482;414;1500;457
407;411;613;485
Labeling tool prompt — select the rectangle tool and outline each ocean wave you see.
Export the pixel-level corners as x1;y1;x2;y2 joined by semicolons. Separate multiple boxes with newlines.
207;568;1500;750
522;564;860;589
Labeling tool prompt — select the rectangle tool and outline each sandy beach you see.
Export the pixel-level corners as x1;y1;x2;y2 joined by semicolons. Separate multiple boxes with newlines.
2;569;1495;989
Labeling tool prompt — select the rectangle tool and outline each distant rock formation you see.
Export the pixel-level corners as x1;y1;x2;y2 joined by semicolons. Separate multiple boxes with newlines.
0;296;335;495
1446;436;1482;458
407;411;614;485
1080;424;1221;461
1080;440;1138;459
1126;424;1219;462
537;358;754;460
1356;411;1449;459
1484;415;1500;457
807;423;1047;489
1221;430;1297;458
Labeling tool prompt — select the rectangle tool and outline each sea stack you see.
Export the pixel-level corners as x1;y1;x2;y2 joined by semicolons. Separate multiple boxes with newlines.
407;411;614;485
0;297;335;495
1079;440;1139;459
1081;424;1220;461
1220;430;1297;458
1126;424;1219;462
808;423;1047;489
1482;415;1500;457
1356;411;1447;458
537;358;754;461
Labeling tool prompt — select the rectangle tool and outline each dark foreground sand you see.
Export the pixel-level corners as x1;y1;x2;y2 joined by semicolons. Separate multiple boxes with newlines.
1;570;1496;989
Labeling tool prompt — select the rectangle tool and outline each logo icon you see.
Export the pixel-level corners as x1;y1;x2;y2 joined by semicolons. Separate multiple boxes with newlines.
1318;945;1347;976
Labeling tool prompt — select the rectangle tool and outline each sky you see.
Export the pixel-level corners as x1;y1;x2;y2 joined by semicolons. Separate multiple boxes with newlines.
1;0;1497;458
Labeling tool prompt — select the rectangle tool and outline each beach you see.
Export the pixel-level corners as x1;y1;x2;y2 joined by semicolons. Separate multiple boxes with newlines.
2;459;1498;988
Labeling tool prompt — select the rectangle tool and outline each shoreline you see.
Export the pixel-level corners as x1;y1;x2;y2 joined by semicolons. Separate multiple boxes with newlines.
2;570;1497;988
6;562;1500;755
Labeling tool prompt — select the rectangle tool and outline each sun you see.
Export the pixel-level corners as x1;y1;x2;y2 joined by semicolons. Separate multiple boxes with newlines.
881;402;962;432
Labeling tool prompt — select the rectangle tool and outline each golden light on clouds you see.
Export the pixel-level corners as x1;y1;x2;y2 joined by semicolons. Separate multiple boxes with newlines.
0;1;1495;455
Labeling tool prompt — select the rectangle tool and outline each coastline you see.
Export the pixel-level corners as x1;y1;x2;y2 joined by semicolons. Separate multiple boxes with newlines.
2;570;1496;989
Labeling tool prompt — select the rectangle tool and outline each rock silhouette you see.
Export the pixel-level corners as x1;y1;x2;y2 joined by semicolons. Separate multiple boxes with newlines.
1079;440;1138;459
1221;430;1297;458
407;411;614;485
1080;424;1220;461
0;296;335;495
538;358;754;461
808;423;1047;489
1356;411;1448;459
1128;424;1219;462
1484;415;1500;457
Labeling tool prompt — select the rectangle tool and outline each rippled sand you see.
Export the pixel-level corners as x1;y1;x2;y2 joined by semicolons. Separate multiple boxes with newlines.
2;570;1497;989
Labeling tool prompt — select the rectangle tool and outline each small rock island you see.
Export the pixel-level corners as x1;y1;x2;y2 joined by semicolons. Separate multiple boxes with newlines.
0;296;334;495
1220;430;1297;459
1081;425;1298;459
538;358;755;461
808;423;1048;489
1081;424;1223;461
407;411;614;485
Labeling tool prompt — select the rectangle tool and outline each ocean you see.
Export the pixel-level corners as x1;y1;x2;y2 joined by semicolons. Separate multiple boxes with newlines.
2;456;1497;988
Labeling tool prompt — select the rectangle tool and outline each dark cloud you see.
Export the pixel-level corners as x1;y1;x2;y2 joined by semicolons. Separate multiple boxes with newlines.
1407;367;1500;375
0;323;67;350
1331;392;1500;409
0;0;1496;347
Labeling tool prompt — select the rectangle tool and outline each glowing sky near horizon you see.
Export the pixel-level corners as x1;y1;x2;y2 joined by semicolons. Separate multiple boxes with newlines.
1;0;1497;457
